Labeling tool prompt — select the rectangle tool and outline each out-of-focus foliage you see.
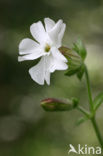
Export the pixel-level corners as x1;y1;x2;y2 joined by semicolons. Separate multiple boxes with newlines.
0;0;103;156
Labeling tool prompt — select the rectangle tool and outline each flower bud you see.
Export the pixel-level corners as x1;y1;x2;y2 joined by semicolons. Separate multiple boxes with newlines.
59;46;83;76
41;98;78;111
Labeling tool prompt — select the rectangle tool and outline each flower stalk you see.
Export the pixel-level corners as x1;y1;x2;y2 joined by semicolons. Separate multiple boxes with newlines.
84;65;94;113
91;117;103;148
84;65;103;147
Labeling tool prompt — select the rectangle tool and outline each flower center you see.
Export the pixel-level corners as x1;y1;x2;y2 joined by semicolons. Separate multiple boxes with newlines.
45;43;51;52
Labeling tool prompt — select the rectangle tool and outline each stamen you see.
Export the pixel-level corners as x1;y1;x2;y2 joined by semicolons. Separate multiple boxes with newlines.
45;44;51;52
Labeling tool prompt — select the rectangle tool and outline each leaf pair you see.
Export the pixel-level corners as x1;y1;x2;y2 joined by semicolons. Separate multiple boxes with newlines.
77;91;103;126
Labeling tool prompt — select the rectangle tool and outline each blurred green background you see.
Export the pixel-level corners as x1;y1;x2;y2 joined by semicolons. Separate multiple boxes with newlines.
0;0;103;155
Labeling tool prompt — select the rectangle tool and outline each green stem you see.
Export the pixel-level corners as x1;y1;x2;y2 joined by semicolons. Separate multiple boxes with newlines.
84;65;103;147
84;65;93;112
91;117;103;148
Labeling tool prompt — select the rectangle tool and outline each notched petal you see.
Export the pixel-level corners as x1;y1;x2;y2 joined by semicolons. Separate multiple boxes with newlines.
58;23;66;46
18;50;43;62
44;18;55;32
30;21;46;43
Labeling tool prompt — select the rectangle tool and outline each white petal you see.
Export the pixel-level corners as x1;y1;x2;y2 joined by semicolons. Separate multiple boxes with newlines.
46;53;68;73
48;20;63;47
43;56;52;85
51;47;67;62
44;18;55;32
30;21;46;43
29;57;45;85
45;71;50;85
50;60;68;73
19;38;39;55
58;23;66;46
18;50;43;62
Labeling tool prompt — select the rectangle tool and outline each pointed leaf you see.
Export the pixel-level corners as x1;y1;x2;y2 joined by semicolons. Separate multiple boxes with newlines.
77;64;85;80
76;117;88;126
93;91;103;111
73;39;87;61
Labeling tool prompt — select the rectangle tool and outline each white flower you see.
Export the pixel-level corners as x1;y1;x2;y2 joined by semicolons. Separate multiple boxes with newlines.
18;18;68;85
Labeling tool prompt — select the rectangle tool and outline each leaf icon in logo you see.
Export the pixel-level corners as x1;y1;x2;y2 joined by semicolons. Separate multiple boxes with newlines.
68;144;78;154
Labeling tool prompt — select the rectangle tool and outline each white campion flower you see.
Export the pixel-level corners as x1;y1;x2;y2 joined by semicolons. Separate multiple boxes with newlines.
18;18;68;85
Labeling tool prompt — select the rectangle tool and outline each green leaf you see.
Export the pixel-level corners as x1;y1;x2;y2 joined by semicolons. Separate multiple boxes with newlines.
76;117;88;126
65;67;80;76
65;63;85;81
93;91;103;111
73;39;87;61
77;64;85;80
